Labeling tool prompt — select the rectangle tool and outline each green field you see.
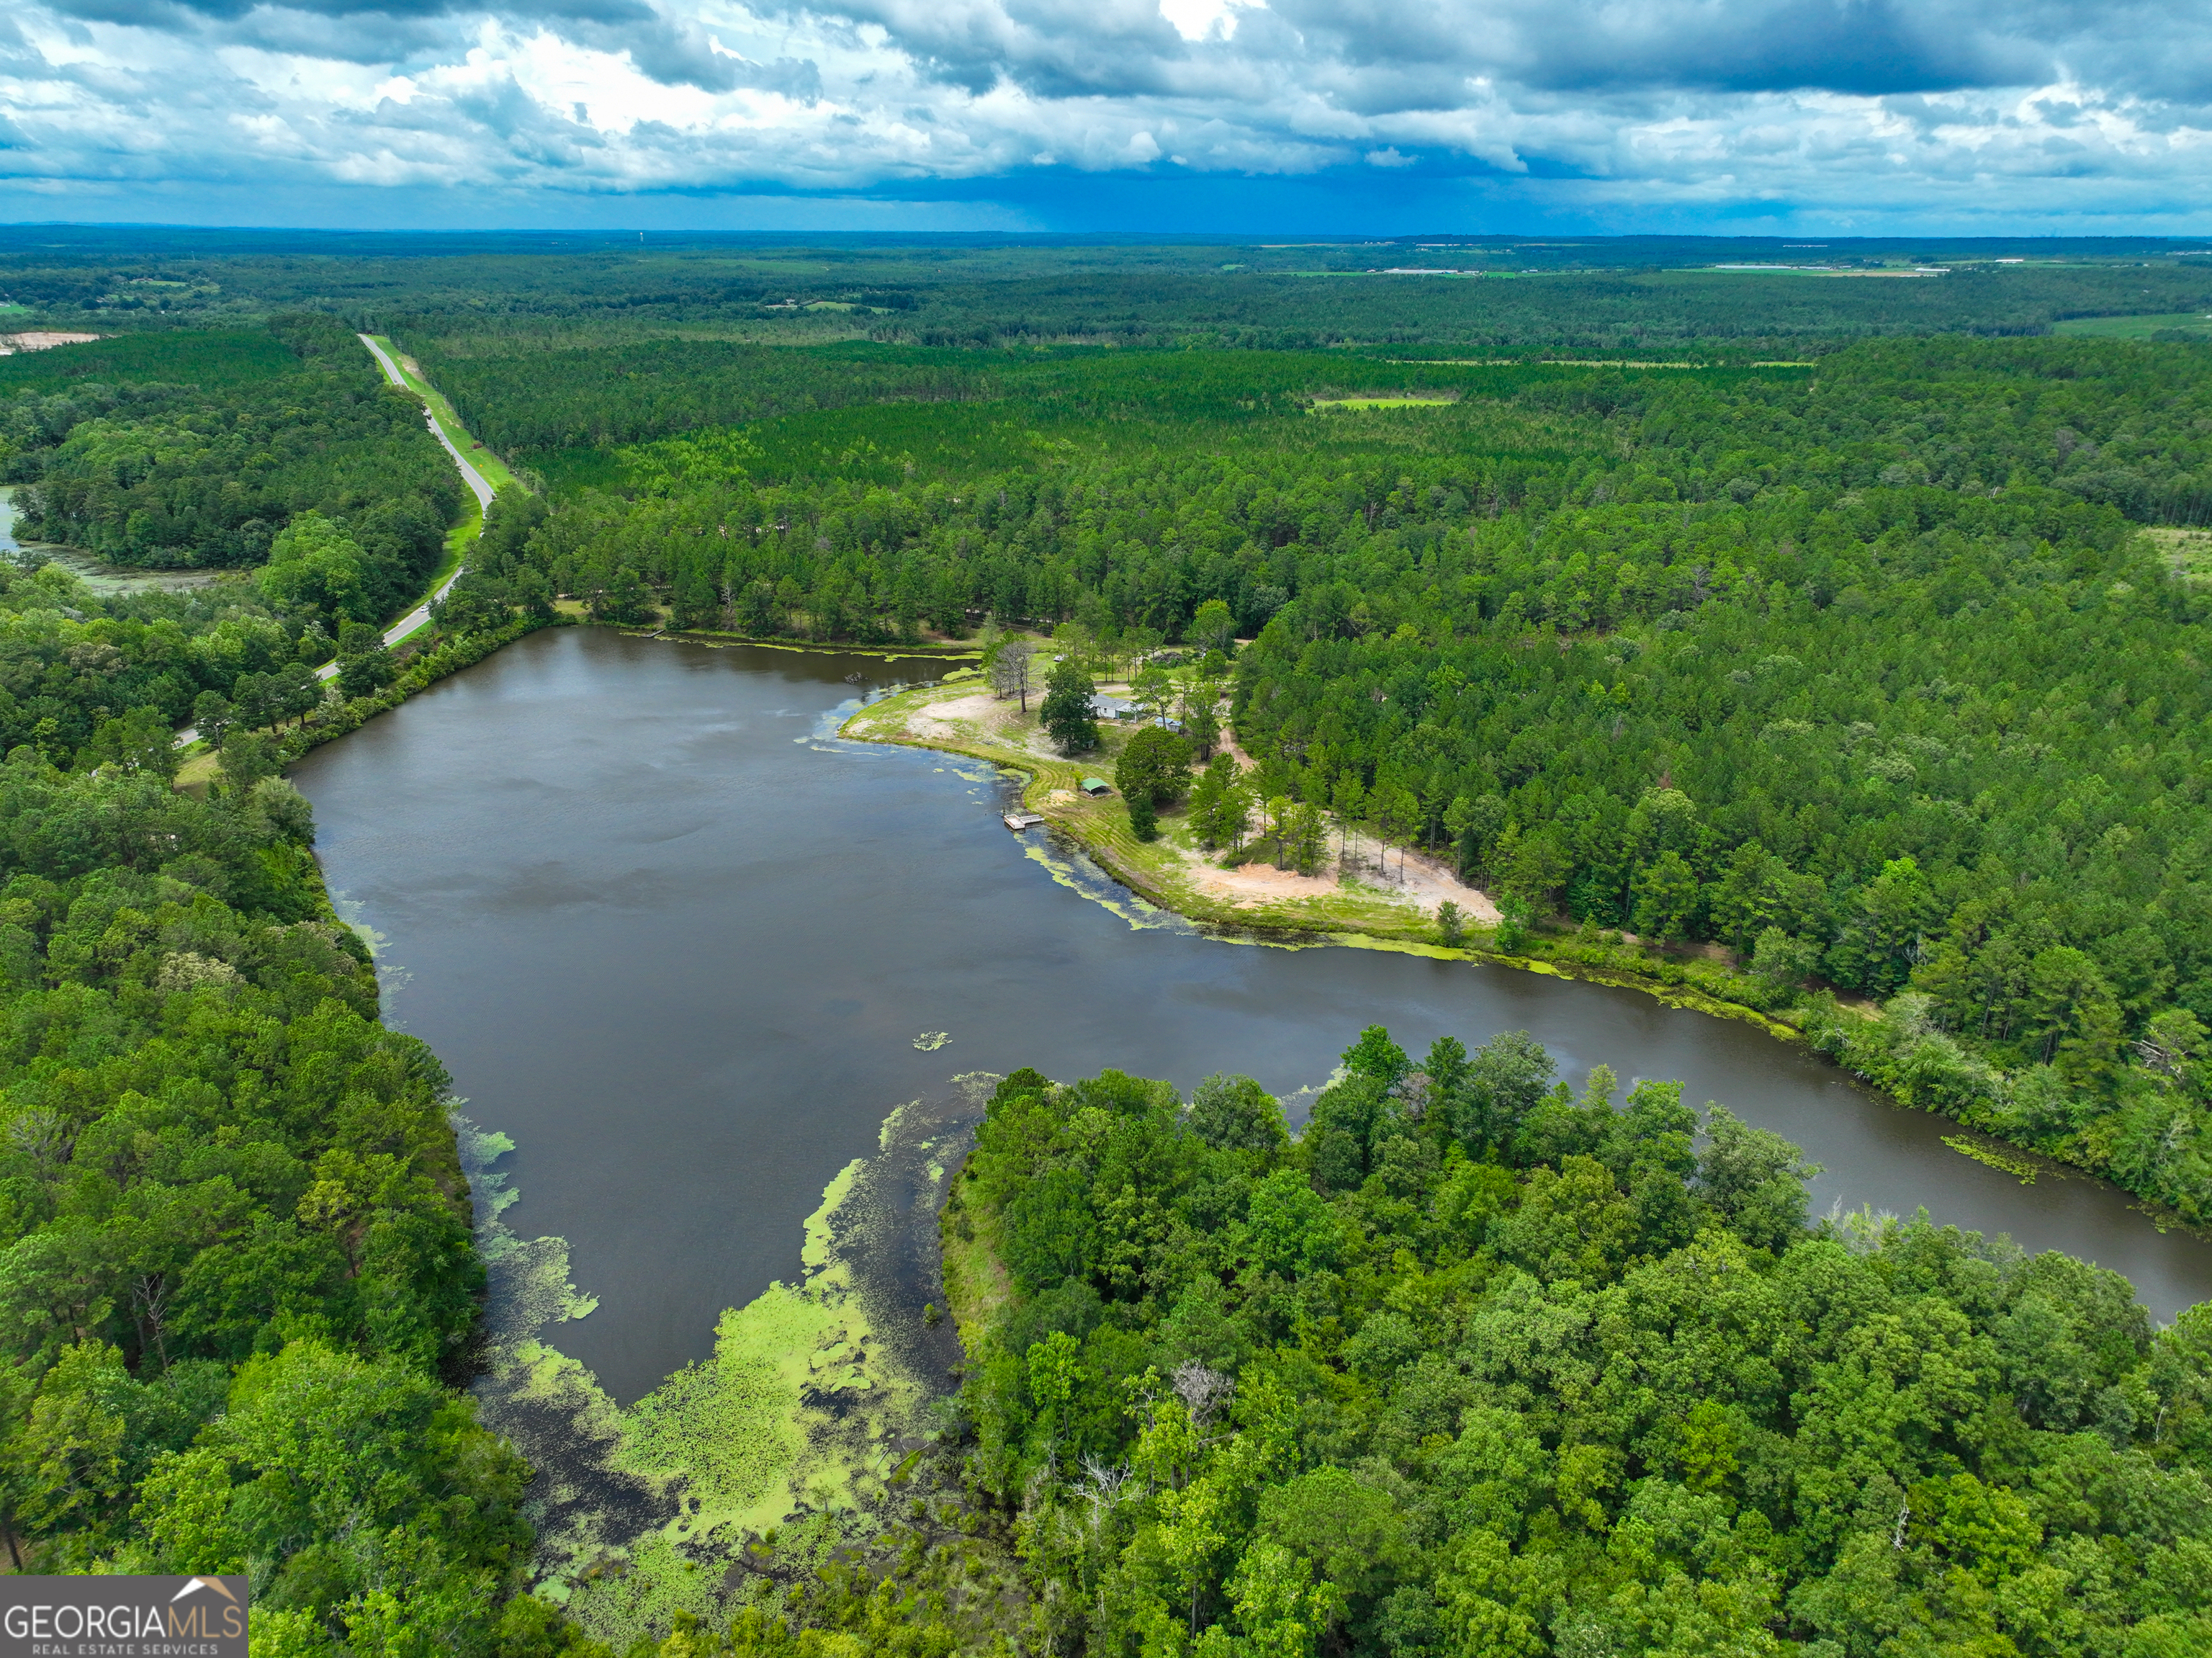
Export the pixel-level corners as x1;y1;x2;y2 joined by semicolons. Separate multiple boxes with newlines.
2054;311;2212;338
1309;394;1457;409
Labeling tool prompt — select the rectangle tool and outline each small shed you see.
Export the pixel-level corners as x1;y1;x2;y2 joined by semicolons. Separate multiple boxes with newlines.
1079;777;1112;797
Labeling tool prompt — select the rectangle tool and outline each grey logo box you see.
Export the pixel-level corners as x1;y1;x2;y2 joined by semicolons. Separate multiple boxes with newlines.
0;1575;246;1657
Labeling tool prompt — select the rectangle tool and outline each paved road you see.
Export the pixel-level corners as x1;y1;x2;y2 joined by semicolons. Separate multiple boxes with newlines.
359;332;494;649
175;336;498;746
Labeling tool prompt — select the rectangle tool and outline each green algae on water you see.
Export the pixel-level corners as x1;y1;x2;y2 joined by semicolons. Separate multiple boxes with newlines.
1018;829;1195;934
1942;1134;2046;1184
462;1095;968;1650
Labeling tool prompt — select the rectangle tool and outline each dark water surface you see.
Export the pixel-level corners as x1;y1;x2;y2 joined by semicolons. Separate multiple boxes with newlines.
295;628;2212;1404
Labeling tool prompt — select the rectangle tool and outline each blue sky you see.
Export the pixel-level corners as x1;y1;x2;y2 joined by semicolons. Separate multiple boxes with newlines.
5;0;2211;232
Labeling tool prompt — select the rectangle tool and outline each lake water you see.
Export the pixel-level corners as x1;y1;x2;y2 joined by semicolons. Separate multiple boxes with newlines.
294;627;2212;1407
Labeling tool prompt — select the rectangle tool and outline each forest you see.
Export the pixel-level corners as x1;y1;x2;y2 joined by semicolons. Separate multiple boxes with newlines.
7;224;2212;358
402;330;2212;1227
850;1034;2212;1658
0;563;578;1650
4;238;2212;1655
0;313;583;1647
2;315;458;583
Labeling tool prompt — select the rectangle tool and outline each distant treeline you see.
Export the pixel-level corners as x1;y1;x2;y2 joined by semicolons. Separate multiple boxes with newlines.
9;231;2212;356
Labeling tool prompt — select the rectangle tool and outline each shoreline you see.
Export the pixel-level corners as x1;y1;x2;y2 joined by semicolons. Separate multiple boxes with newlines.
841;676;1804;1038
619;623;982;662
839;673;2210;1241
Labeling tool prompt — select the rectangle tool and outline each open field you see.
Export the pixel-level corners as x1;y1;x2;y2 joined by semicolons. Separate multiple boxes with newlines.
2055;312;2212;338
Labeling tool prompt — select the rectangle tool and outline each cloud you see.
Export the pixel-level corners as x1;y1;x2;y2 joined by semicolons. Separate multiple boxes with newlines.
1;0;2210;227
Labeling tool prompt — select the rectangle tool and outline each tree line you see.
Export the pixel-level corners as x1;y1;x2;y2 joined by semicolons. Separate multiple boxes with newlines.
13;228;2212;361
0;656;578;1654
0;321;599;1653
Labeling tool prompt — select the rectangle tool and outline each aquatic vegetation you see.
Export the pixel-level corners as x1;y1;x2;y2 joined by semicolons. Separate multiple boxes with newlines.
1015;817;1197;934
1943;1132;2046;1184
466;1090;973;1649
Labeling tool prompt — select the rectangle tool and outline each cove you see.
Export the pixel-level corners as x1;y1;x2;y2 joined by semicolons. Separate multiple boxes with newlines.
295;627;2212;1411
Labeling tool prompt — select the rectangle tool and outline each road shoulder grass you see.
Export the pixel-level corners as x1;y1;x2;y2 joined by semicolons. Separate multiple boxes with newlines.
367;333;523;494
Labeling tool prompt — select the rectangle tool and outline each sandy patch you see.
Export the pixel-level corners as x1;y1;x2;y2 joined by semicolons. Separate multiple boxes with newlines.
1177;833;1501;921
903;688;1072;763
1183;854;1353;908
1358;841;1503;922
0;333;100;354
906;689;1002;743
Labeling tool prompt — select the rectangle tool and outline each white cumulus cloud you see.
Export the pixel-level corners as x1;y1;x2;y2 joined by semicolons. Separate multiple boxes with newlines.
1;0;2210;225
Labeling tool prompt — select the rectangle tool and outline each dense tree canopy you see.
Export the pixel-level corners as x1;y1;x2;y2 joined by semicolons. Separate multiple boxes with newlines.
4;317;456;591
9;248;2212;1656
907;1034;2212;1658
0;321;572;1654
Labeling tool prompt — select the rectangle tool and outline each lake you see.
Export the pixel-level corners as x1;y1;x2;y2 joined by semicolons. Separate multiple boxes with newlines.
295;626;2212;1412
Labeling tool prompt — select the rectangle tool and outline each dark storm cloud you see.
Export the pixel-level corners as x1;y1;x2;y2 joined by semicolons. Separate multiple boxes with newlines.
819;0;2195;104
31;0;2198;109
1259;0;2051;97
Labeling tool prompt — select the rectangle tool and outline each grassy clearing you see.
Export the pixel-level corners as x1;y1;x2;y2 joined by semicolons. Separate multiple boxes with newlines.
2053;313;2212;339
1310;395;1457;410
938;1168;1010;1357
2145;525;2212;581
174;746;220;795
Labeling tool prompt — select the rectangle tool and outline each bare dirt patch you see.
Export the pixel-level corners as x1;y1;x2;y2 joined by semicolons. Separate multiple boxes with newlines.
905;689;1003;743
1177;834;1502;920
904;686;1111;766
0;332;100;353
